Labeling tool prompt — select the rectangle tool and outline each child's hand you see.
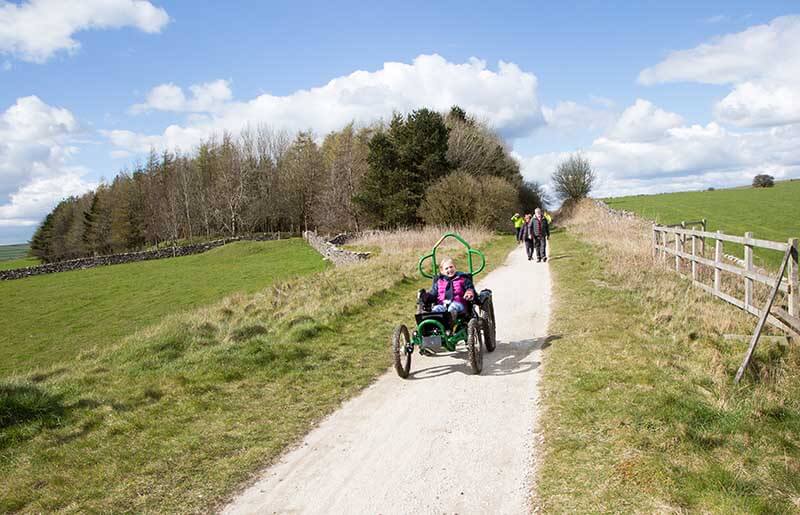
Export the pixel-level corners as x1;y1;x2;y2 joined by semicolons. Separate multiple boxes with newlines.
464;289;474;301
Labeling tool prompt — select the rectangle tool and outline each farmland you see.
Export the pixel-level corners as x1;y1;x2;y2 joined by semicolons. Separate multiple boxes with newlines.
0;244;31;262
0;239;327;377
604;180;800;268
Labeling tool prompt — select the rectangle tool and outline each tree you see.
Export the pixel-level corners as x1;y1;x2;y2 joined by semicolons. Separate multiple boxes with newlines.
355;109;451;227
518;180;549;213
752;174;774;188
552;153;596;201
30;212;55;262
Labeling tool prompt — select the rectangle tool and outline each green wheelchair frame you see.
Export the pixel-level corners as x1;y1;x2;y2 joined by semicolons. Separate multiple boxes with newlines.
391;232;497;378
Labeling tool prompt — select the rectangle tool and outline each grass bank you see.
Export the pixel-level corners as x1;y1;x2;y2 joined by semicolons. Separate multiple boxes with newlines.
604;180;800;268
0;239;326;377
537;201;800;512
1;229;514;513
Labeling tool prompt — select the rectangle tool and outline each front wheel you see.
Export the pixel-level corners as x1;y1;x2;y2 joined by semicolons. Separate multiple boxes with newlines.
467;318;483;374
481;298;496;353
392;325;412;378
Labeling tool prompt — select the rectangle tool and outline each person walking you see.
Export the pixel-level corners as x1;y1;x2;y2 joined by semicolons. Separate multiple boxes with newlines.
532;208;550;262
511;213;524;244
521;213;535;260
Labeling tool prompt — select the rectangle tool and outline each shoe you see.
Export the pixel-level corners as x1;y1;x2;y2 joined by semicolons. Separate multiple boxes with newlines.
528;257;531;261
536;259;541;262
543;257;548;262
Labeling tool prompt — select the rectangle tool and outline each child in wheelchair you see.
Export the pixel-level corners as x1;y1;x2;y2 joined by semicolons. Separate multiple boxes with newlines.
417;257;476;316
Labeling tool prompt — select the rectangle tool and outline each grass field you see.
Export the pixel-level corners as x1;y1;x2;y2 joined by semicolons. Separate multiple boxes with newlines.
0;257;39;271
537;202;800;512
604;180;800;268
0;243;30;261
0;230;515;512
0;239;327;377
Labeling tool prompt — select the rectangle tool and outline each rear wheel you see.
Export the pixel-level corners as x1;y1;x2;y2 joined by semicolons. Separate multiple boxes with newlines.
481;297;496;352
392;325;412;378
467;318;483;374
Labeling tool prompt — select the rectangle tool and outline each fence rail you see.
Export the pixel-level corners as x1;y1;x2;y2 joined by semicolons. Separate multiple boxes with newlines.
652;223;799;337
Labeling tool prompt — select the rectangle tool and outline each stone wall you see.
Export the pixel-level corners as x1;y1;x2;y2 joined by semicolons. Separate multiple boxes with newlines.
0;233;295;281
303;231;371;266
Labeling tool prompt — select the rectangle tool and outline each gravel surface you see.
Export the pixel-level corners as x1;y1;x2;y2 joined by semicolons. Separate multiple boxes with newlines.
222;244;551;514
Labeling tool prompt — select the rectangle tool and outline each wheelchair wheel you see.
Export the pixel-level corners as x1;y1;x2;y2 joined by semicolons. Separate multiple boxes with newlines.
467;318;483;374
392;324;412;378
481;297;496;352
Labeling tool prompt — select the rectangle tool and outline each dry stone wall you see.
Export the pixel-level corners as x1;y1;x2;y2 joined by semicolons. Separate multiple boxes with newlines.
303;231;370;266
0;233;294;281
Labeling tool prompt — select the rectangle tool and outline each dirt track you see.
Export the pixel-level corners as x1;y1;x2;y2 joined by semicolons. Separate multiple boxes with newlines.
222;244;551;514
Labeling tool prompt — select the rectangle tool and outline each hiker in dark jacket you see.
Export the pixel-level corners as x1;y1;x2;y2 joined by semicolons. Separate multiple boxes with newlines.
521;213;535;261
532;207;550;262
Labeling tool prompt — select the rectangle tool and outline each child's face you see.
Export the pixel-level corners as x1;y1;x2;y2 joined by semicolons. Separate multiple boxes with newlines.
441;261;456;277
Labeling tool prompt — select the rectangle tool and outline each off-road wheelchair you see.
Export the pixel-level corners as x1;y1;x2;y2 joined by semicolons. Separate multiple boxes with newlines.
391;232;497;378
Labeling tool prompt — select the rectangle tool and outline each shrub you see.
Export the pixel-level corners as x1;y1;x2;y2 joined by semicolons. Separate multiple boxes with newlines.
752;174;775;188
419;170;518;231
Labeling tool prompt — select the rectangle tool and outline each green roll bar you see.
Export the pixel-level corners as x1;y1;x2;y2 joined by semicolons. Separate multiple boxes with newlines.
417;232;486;279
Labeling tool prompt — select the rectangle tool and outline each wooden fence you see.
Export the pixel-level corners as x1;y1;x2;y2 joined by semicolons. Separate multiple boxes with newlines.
652;223;799;381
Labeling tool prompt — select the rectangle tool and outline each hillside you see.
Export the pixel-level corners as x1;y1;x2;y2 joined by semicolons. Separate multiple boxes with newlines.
0;239;327;377
604;180;800;268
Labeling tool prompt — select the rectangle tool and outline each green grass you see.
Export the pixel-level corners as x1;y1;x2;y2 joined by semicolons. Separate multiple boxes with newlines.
0;234;516;513
0;239;327;377
0;243;30;262
538;229;800;513
604;180;800;268
0;257;39;271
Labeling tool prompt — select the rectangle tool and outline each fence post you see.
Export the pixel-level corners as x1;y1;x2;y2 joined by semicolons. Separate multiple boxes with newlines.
691;234;697;281
714;231;723;293
675;230;681;273
744;231;753;310
661;232;667;263
681;221;686;248
790;238;799;320
701;219;707;255
652;224;657;259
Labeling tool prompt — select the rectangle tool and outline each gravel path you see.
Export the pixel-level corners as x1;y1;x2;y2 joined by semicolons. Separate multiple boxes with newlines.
222;244;551;514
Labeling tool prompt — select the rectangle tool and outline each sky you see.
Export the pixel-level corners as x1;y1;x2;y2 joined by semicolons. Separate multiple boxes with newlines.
1;0;799;244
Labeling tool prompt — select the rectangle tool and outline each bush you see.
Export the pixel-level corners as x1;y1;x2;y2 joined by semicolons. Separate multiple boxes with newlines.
552;153;596;201
752;174;775;188
419;171;518;231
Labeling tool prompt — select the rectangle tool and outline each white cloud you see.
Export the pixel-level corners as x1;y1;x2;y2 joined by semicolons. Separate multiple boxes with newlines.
518;99;800;198
606;99;683;142
112;54;545;153
638;15;800;128
130;79;233;114
0;96;96;229
541;101;616;133
0;0;169;63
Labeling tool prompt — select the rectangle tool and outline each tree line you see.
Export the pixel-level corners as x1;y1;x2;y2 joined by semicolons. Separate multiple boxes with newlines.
31;106;547;263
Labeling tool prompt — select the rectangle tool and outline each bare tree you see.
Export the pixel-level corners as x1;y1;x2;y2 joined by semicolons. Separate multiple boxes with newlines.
551;153;596;201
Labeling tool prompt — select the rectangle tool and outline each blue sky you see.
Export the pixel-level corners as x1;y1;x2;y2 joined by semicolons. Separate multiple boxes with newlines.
1;0;799;243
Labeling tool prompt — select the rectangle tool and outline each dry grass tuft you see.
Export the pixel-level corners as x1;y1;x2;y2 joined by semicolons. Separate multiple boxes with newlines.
349;225;495;255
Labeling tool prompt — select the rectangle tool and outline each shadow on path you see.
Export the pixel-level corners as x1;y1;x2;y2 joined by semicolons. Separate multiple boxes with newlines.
408;335;560;380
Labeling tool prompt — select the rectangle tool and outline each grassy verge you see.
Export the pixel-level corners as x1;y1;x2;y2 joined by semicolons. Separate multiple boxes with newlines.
1;231;514;513
538;216;800;512
0;239;326;377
